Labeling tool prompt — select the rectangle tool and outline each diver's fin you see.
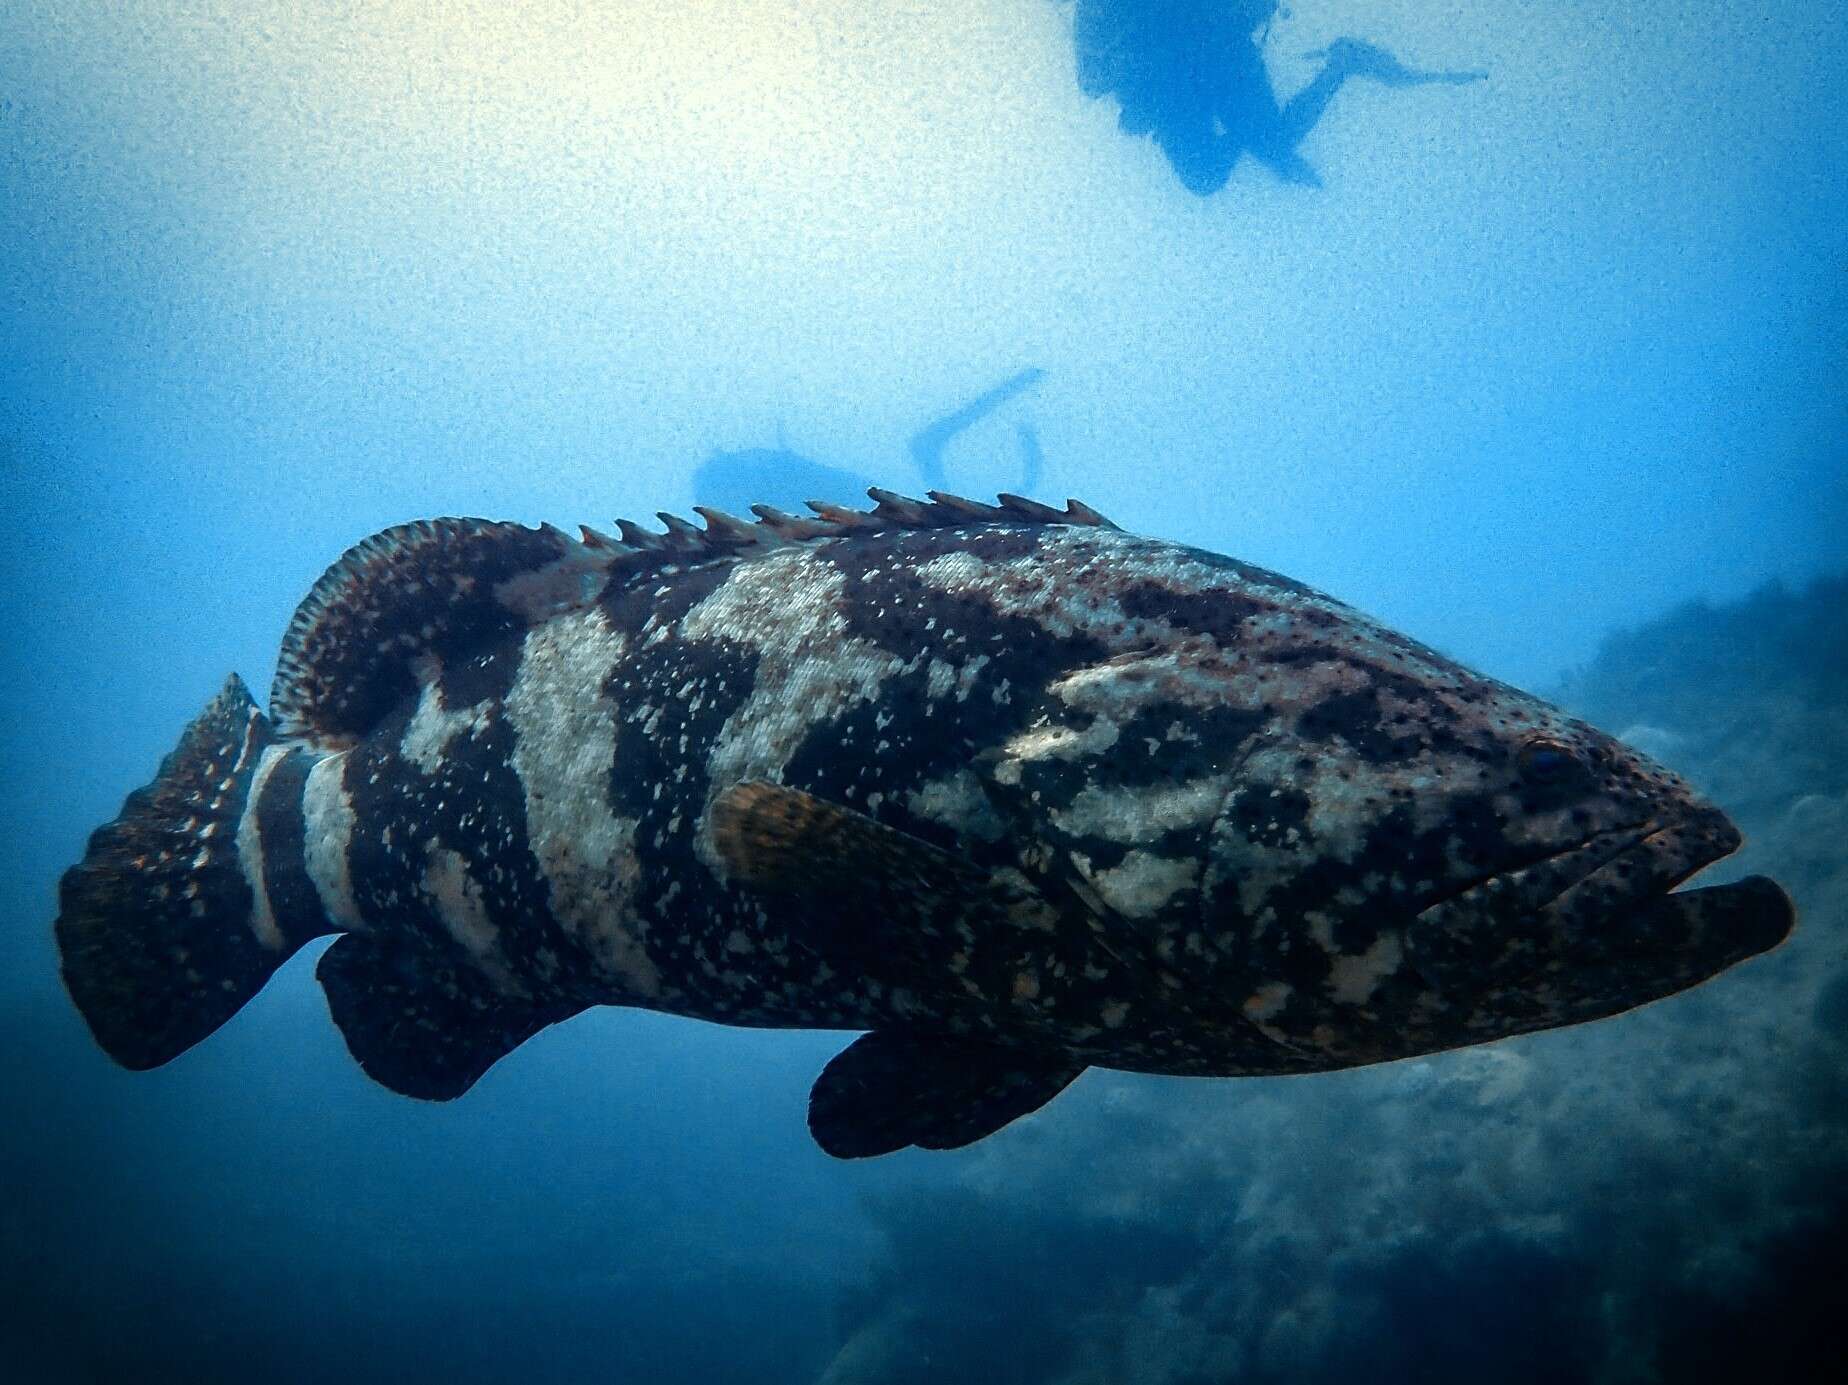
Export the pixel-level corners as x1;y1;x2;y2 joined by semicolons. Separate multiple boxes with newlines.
315;934;580;1100
55;675;334;1070
908;366;1044;490
270;518;609;749
809;1031;1085;1158
1015;420;1044;495
1255;148;1323;187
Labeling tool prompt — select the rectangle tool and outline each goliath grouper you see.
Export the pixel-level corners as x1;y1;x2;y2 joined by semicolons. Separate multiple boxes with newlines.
56;490;1795;1157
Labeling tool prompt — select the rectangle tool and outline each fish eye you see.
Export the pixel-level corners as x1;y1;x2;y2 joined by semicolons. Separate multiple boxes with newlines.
1517;737;1579;782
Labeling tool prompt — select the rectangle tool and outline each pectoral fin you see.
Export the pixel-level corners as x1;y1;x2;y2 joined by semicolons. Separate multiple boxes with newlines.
809;1030;1085;1159
709;780;1063;979
316;935;580;1100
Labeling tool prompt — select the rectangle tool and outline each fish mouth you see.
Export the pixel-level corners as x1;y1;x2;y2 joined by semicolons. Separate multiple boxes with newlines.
1407;806;1794;994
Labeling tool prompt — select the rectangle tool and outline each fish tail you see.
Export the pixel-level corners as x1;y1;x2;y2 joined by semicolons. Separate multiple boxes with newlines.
55;674;327;1069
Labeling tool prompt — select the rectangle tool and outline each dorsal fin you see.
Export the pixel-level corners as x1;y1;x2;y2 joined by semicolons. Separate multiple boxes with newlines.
269;518;608;748
269;492;1116;749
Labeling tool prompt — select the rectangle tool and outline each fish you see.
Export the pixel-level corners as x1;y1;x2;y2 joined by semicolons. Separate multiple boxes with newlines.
55;490;1795;1158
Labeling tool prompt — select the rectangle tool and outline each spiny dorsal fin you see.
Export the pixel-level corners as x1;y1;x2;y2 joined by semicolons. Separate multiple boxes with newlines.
270;518;607;748
270;492;1115;749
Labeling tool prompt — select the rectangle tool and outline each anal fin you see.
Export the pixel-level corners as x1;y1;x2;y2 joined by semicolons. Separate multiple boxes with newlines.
809;1031;1084;1159
316;935;580;1100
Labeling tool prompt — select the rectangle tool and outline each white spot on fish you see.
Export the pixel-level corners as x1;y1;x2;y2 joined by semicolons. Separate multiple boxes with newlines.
1052;776;1231;844
401;676;490;775
301;753;364;930
1086;850;1201;919
1243;982;1292;1021
235;745;290;950
995;718;1121;785
1327;932;1404;1005
421;845;520;991
904;768;1007;842
506;607;661;999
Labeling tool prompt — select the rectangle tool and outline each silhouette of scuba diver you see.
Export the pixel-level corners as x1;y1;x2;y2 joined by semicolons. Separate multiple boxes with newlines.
1072;0;1485;194
691;368;1046;517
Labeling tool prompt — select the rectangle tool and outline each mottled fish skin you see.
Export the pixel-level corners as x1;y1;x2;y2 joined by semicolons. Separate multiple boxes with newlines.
56;492;1790;1156
229;509;1790;1082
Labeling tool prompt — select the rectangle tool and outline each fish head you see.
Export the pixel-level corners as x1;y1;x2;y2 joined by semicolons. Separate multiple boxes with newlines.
964;530;1790;1066
1183;592;1795;1064
1386;716;1794;1049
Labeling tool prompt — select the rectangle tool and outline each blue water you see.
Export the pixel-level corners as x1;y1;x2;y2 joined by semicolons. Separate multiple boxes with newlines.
3;3;1845;1381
